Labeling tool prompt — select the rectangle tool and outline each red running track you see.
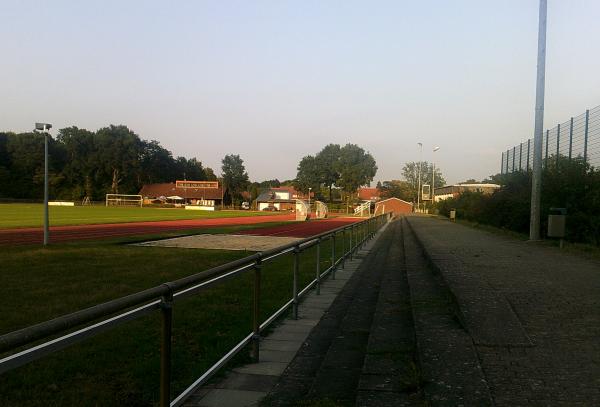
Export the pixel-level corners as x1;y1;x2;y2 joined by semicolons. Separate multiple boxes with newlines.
0;214;296;246
237;217;360;238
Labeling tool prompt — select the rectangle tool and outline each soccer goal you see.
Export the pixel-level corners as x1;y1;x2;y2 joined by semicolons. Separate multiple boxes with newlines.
314;201;328;219
105;194;143;207
295;199;309;221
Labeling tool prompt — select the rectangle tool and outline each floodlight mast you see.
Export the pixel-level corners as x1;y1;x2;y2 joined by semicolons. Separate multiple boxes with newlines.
417;143;422;212
35;123;52;246
432;146;440;203
530;0;547;241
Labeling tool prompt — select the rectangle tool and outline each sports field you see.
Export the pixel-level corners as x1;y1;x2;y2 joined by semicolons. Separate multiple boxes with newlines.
0;203;274;229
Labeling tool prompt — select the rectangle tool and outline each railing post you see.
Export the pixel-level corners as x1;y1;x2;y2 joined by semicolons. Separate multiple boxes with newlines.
315;238;321;295
160;285;174;407
292;246;300;320
251;257;262;362
341;229;345;269
331;234;336;279
349;225;353;260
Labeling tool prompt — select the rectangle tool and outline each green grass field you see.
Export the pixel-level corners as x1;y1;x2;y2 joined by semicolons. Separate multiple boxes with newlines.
0;224;350;406
0;203;275;229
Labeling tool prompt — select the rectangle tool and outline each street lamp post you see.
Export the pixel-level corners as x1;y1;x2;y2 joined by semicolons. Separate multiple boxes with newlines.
35;122;52;246
417;143;422;213
308;187;312;212
432;146;440;204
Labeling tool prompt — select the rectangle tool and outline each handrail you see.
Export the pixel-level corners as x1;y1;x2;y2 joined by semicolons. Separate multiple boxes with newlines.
0;212;391;406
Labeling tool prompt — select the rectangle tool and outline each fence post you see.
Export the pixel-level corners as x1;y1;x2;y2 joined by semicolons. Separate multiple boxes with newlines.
331;234;336;279
519;143;523;171
527;139;531;171
251;257;262;362
569;117;573;161
512;146;516;172
545;129;549;167
292;246;299;320
159;285;174;407
315;238;321;295
556;123;561;169
584;109;590;164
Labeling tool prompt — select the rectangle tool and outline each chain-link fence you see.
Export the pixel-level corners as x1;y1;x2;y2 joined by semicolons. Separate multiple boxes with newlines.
501;105;600;173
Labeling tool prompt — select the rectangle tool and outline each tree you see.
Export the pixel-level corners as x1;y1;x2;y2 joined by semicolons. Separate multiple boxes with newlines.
378;180;413;201
335;144;377;208
221;154;249;206
139;140;177;185
204;167;217;181
315;144;341;202
402;161;446;202
295;155;321;194
93;125;144;195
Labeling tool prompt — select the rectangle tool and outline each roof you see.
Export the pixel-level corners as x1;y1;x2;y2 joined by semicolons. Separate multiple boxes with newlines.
452;183;500;188
139;183;224;200
375;197;414;206
256;190;295;203
358;187;381;201
256;187;312;202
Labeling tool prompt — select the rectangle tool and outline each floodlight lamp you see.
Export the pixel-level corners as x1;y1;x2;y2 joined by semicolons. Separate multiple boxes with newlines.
35;123;52;132
433;146;440;152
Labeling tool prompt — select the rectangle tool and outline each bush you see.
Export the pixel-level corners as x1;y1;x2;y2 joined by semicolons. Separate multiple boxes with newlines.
436;156;600;245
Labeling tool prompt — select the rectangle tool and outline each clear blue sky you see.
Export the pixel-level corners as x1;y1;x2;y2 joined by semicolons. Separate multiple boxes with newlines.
2;1;600;184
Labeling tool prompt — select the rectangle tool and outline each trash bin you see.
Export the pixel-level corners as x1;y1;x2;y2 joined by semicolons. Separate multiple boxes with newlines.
547;207;566;238
449;209;456;222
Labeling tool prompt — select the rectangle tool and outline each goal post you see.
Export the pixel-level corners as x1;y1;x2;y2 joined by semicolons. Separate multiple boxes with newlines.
105;194;143;207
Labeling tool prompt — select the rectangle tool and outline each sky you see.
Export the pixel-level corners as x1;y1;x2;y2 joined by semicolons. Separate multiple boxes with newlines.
2;1;600;185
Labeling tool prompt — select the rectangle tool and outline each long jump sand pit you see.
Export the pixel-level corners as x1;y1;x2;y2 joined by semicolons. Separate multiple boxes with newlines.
135;234;302;251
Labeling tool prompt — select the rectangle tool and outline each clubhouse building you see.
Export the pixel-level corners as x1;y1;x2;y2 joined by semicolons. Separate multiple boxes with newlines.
139;180;225;207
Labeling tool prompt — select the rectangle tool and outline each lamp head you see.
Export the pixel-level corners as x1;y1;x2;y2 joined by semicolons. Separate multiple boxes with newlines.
433;146;440;152
35;123;52;132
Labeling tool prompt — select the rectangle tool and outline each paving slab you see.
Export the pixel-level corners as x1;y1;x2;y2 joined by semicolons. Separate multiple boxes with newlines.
193;389;266;407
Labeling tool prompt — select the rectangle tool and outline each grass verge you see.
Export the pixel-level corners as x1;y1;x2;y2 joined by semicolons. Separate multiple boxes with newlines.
441;216;600;260
0;223;356;406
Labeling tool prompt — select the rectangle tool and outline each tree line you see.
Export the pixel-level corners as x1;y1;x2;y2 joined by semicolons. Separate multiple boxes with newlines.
0;125;216;201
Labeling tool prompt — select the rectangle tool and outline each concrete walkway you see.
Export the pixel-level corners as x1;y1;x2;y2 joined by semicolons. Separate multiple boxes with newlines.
406;216;600;406
186;215;600;406
184;221;389;407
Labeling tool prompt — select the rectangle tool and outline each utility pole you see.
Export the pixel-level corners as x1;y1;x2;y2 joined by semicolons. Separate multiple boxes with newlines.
529;0;547;240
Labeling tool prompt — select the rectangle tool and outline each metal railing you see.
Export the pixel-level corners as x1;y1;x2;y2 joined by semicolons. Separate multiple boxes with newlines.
501;105;600;173
0;212;391;406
